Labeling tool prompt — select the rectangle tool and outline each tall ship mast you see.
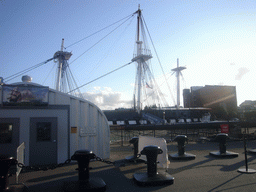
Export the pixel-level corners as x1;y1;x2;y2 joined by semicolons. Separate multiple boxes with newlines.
53;38;84;99
132;6;163;114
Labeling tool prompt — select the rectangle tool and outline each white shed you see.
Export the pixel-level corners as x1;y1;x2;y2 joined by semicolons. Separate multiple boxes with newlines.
0;80;110;166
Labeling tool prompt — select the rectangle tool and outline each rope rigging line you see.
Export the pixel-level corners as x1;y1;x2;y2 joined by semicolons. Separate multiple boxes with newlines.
42;61;57;86
68;61;134;94
142;60;168;107
69;14;135;66
5;57;55;83
67;66;84;99
65;13;135;49
142;15;176;105
83;15;135;80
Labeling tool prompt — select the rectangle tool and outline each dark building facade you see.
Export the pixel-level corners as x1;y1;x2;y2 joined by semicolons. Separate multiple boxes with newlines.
238;100;256;121
183;85;237;120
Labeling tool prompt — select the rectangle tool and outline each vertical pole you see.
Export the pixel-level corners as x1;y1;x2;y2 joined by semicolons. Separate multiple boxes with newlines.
133;94;136;110
121;130;123;146
243;133;248;171
136;7;142;114
177;58;180;109
56;39;65;91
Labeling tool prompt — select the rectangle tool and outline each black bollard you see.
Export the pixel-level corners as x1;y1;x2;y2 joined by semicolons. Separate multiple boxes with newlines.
216;133;227;154
63;150;106;192
130;137;139;159
125;137;143;162
133;145;174;186
71;150;96;181
210;133;238;157
142;145;163;177
176;135;186;156
169;135;196;160
0;154;17;191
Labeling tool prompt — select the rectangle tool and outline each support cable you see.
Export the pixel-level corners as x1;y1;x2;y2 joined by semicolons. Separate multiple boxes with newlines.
68;61;134;93
5;57;55;83
67;66;84;98
69;15;135;65
84;15;135;79
65;13;135;49
42;62;57;86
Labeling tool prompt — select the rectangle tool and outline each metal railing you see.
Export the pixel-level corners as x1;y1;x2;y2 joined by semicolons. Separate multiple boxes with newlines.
110;121;256;146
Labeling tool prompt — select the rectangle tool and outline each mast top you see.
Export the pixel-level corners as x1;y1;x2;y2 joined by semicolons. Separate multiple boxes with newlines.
61;38;64;51
134;4;141;15
171;66;186;72
171;59;186;72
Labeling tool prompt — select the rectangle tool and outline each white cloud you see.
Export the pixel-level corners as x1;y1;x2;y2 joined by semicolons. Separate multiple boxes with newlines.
81;87;133;110
235;67;250;80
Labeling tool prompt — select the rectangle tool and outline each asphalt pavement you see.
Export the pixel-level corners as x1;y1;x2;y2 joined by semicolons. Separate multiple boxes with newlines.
8;140;256;192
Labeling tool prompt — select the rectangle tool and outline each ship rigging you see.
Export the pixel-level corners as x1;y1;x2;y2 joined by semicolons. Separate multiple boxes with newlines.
3;6;181;112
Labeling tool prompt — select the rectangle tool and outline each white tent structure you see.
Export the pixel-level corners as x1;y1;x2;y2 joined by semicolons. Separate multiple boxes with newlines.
0;77;110;166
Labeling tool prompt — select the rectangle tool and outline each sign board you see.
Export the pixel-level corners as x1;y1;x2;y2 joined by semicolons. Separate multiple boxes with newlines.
80;127;97;137
2;85;49;106
220;124;229;133
71;127;77;134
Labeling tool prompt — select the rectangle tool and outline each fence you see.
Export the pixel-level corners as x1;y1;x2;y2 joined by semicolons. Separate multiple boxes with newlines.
110;128;219;146
110;121;252;146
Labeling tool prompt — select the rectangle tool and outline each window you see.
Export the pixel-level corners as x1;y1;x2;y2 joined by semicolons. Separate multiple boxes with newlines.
0;123;13;143
37;122;51;141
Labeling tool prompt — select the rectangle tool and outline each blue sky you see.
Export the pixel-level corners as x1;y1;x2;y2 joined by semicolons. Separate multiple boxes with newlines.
1;0;256;109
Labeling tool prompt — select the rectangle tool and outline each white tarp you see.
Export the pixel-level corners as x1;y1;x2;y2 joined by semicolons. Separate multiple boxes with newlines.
16;142;25;183
138;135;169;169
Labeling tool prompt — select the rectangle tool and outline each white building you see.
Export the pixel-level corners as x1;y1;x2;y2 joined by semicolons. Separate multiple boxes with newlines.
0;78;110;166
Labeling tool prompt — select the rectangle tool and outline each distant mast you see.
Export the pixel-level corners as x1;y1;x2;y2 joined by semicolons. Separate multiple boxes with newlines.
171;58;186;109
54;38;72;92
56;39;64;91
132;5;152;113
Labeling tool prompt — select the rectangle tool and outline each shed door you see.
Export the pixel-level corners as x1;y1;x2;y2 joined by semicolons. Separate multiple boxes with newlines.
0;118;19;158
30;117;57;166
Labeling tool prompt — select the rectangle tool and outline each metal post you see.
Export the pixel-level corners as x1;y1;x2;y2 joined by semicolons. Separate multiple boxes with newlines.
237;131;256;173
177;58;180;108
243;133;248;171
121;130;123;146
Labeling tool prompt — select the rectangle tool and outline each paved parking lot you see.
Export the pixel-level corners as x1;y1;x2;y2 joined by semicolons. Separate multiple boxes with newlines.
9;140;256;192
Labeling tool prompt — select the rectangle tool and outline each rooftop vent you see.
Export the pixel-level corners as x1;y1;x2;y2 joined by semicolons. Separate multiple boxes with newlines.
22;75;32;83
